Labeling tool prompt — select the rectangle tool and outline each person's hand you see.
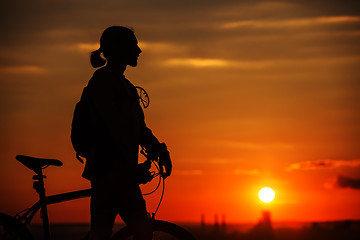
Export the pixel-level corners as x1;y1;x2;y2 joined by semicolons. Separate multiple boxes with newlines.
137;160;153;184
158;143;172;179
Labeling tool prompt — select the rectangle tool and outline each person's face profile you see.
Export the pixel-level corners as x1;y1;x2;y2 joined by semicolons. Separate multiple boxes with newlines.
112;34;142;67
125;35;142;67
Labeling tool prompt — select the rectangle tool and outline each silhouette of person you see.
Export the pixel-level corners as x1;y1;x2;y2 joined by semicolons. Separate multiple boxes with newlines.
80;26;169;240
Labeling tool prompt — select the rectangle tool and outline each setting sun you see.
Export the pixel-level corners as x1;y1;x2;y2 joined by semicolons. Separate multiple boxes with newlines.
258;187;275;203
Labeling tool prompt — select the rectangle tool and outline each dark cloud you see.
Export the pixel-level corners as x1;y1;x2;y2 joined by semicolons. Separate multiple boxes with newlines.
1;0;359;44
1;0;359;69
287;159;360;171
337;175;360;190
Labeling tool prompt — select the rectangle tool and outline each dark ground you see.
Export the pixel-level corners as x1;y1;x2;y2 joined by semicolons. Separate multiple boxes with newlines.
27;219;360;240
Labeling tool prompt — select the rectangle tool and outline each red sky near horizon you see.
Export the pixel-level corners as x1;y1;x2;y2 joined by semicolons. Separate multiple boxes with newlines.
1;0;360;224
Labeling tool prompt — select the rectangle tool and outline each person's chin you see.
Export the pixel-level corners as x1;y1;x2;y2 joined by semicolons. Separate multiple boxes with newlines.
129;60;138;67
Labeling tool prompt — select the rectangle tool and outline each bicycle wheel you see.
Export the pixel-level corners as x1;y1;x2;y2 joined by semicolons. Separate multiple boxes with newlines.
111;220;196;240
0;213;33;240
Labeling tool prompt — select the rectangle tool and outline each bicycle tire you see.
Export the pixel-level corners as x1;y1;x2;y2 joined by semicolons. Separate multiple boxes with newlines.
0;213;33;240
111;220;196;240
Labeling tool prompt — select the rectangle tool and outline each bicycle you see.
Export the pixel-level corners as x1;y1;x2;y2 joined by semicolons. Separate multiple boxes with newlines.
0;152;196;240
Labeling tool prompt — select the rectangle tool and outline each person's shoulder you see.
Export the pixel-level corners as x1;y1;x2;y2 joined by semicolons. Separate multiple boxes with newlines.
88;67;113;86
93;66;112;79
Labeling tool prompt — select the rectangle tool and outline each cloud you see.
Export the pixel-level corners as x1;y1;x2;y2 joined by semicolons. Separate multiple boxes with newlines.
175;170;203;175
69;43;99;53
220;140;294;151
337;176;360;190
234;168;259;176
139;41;183;52
220;16;360;30
163;56;360;70
287;159;360;171
164;58;231;68
0;65;48;75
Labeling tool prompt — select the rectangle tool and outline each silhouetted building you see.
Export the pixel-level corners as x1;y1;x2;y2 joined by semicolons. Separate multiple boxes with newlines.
214;214;219;230
201;214;205;230
249;210;274;240
221;214;226;230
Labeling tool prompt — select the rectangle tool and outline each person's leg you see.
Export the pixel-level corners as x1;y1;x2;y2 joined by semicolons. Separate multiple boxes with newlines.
129;208;152;240
89;177;117;240
119;184;152;240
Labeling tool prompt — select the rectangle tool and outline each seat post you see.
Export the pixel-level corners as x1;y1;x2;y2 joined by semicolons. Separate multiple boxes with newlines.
33;169;51;240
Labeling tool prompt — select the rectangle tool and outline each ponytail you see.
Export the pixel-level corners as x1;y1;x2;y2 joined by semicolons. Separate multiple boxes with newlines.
90;49;106;68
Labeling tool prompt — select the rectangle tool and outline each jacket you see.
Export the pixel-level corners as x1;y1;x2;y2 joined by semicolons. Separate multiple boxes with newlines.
82;66;159;180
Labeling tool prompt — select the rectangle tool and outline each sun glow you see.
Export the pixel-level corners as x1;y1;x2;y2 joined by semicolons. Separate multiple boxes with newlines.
258;187;275;203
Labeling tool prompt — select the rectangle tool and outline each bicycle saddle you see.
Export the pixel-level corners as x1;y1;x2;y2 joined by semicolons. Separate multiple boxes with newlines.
16;155;63;173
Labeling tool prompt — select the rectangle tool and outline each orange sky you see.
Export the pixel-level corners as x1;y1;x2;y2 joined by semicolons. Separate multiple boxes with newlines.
1;0;360;224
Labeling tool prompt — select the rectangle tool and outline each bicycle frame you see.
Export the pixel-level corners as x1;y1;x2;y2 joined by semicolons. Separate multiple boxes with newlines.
16;189;91;225
12;151;169;240
14;167;91;240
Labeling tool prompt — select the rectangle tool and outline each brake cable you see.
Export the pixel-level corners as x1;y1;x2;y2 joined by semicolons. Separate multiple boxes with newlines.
142;160;162;196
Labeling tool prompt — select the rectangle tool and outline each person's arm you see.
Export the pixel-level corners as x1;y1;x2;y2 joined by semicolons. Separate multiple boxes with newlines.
137;104;161;157
138;106;172;178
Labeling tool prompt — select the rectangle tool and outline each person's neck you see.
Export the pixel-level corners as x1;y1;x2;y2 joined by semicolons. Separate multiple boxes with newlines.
107;62;127;78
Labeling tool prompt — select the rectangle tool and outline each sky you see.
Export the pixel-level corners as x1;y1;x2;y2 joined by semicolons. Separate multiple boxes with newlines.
0;0;360;224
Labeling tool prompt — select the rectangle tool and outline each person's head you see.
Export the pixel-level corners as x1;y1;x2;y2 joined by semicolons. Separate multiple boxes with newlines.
90;26;142;68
